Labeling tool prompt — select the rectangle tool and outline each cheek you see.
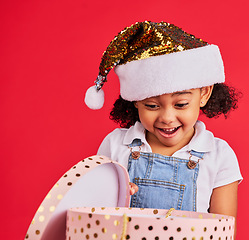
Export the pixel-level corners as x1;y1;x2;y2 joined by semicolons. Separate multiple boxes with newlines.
180;107;200;124
138;111;156;127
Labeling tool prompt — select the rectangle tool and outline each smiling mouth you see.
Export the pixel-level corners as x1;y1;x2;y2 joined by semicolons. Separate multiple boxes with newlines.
158;126;180;136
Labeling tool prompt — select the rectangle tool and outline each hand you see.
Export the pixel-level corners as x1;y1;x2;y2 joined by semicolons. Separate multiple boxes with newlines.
129;182;139;195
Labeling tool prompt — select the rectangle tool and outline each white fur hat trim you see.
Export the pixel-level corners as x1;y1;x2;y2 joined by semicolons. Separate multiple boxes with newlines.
115;44;225;101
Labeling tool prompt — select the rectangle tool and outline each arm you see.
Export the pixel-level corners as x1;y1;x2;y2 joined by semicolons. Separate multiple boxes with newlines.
209;181;239;238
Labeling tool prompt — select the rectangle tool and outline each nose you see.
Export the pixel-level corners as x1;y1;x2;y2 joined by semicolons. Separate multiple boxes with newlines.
158;107;175;125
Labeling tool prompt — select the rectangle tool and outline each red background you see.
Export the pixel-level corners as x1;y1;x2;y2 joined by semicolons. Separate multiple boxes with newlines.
1;0;248;239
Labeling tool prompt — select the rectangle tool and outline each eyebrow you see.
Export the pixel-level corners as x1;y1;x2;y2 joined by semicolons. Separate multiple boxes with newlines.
172;91;192;96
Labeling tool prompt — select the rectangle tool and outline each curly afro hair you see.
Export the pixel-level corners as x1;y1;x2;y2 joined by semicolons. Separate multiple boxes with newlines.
110;83;241;128
200;83;240;118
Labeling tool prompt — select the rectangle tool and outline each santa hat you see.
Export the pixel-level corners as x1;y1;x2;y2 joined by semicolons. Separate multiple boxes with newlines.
85;21;225;109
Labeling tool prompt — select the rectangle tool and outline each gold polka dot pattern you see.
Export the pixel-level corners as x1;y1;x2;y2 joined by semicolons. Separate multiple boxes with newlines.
66;207;235;240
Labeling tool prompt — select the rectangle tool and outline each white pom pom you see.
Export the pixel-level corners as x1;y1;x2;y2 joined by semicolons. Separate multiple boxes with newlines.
84;86;105;110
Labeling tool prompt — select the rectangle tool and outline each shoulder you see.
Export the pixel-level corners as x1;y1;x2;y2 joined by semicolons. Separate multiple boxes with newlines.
191;121;237;154
97;127;130;167
211;135;237;159
195;121;242;186
97;127;128;155
197;122;239;167
207;136;242;188
103;127;128;140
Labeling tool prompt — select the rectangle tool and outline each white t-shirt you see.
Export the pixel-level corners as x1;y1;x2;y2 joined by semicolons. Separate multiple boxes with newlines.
97;120;242;212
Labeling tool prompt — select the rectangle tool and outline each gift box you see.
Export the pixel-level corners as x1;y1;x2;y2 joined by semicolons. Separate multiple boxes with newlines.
25;155;235;240
67;207;234;240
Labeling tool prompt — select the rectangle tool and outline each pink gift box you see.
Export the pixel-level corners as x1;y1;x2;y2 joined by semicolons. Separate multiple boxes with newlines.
25;155;235;240
67;207;234;240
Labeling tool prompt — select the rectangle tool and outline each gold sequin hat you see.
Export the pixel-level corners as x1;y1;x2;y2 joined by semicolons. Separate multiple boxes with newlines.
85;21;225;109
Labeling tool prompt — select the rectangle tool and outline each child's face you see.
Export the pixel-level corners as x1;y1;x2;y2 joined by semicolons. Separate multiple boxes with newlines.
135;87;212;154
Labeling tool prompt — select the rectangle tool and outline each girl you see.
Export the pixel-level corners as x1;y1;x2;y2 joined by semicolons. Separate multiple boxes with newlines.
85;21;242;221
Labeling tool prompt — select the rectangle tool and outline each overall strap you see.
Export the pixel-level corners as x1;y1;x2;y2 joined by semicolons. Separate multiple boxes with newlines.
187;150;205;170
189;150;205;159
128;138;143;148
128;139;144;160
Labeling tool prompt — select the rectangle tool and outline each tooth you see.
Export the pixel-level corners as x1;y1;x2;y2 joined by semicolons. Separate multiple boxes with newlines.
165;128;175;132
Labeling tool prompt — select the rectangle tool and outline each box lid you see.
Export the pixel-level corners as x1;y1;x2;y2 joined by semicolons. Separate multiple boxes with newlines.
25;155;130;240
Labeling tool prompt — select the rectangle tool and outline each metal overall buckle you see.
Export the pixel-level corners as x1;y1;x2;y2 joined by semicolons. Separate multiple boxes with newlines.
128;144;144;160
187;152;202;169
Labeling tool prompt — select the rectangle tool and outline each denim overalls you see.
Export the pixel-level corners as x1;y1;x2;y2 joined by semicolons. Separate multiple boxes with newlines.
128;139;204;211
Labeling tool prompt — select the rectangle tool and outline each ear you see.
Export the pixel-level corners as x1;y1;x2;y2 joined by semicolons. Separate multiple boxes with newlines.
200;85;213;107
134;101;138;108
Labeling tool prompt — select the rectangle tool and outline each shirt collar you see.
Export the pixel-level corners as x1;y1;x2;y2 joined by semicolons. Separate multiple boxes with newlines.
123;121;147;145
123;120;215;153
180;120;215;153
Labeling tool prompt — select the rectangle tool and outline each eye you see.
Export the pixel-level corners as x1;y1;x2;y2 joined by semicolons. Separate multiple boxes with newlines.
175;103;189;108
144;104;159;109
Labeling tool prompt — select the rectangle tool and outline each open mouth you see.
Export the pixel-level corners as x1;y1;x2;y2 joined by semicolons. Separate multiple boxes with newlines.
158;126;181;136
